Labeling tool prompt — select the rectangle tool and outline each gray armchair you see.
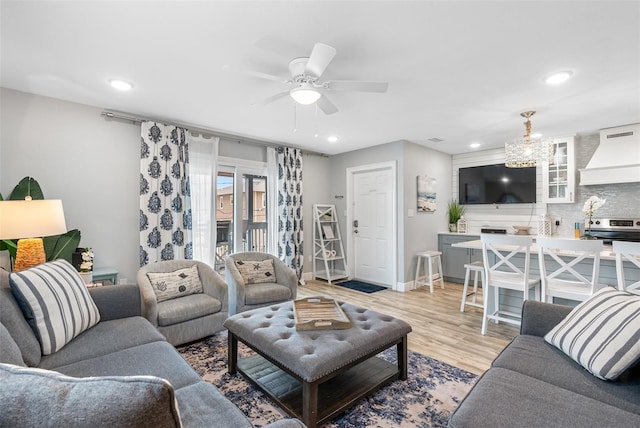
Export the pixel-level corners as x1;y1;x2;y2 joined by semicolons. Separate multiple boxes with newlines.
225;252;298;315
137;260;228;346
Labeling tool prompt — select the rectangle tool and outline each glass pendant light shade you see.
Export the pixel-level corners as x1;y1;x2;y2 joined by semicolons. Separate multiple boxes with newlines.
505;138;552;168
504;111;553;168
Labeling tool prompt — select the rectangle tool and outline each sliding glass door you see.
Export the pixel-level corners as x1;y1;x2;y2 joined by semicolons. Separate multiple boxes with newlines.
216;159;268;270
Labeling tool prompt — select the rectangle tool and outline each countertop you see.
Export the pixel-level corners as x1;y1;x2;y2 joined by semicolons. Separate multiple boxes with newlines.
451;239;620;261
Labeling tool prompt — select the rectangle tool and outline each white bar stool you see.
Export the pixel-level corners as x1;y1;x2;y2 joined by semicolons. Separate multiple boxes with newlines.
460;261;484;312
415;250;444;293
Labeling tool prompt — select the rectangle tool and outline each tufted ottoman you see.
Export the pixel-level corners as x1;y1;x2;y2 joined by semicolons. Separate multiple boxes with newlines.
223;299;412;428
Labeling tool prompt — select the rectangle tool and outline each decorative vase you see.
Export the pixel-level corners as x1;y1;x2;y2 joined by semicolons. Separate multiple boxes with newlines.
448;223;457;233
79;271;93;284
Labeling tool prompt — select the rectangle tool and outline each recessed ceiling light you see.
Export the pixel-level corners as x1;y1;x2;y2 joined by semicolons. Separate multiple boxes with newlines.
108;79;133;91
469;142;481;149
327;135;339;143
544;71;573;85
531;133;543;139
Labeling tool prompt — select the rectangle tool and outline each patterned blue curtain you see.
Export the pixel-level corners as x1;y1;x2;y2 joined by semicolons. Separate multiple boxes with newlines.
139;122;192;266
277;147;303;280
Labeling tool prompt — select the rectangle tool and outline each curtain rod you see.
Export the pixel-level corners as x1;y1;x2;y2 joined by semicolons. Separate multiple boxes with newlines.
101;111;326;156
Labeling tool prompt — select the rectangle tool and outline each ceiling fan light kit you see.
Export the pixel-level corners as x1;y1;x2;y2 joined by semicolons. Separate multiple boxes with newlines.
253;42;389;115
290;85;322;105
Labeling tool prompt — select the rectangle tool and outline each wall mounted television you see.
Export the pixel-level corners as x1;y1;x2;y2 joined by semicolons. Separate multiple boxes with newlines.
458;163;536;205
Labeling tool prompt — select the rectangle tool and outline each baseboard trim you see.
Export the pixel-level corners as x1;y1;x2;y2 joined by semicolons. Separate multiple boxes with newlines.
395;281;416;293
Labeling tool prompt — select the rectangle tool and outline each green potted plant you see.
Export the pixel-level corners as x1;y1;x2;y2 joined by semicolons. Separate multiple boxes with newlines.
447;200;465;233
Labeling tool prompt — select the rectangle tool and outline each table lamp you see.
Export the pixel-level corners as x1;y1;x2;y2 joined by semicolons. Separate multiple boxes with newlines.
0;198;67;271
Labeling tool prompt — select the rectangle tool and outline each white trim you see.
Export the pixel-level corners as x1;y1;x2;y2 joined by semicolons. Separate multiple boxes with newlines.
218;156;267;175
346;161;398;290
396;280;416;293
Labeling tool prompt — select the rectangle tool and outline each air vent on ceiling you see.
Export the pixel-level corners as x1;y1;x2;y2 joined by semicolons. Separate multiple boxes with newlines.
427;137;444;143
606;131;634;139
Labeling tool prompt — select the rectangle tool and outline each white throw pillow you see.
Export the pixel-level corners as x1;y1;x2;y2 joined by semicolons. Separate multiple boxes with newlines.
234;259;276;284
9;260;101;355
545;287;640;380
146;265;203;303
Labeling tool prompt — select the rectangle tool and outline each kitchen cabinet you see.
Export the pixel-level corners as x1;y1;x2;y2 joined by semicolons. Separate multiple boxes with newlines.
543;136;575;203
438;234;481;283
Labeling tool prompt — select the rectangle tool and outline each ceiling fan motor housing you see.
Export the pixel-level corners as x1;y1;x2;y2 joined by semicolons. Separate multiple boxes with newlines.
289;58;318;86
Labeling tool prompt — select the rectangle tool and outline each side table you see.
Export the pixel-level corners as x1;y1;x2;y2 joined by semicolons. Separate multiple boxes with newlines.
92;266;119;285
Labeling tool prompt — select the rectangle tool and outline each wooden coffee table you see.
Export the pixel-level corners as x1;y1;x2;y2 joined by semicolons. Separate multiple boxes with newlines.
224;299;412;427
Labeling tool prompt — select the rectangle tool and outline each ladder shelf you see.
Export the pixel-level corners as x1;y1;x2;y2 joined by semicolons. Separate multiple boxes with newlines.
312;204;349;284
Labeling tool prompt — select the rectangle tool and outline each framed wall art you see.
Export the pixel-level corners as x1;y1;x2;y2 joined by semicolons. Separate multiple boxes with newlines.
417;175;437;212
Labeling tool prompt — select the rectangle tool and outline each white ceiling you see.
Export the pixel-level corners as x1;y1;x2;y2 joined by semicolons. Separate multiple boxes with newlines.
2;1;639;156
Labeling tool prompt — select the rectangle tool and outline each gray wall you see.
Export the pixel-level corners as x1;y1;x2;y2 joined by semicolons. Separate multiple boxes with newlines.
301;153;332;275
402;141;452;283
0;88;333;281
1;88;141;282
327;140;452;285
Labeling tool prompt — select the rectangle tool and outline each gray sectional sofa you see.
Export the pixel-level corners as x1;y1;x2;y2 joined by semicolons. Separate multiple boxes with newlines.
0;270;303;428
449;300;640;427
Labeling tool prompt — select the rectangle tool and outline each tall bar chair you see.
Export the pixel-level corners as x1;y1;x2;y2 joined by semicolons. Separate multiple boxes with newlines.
536;237;603;304
460;261;485;312
480;234;540;335
414;250;444;293
613;240;640;295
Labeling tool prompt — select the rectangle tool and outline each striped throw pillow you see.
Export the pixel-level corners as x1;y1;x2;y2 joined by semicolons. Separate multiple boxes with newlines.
544;287;640;380
9;260;100;355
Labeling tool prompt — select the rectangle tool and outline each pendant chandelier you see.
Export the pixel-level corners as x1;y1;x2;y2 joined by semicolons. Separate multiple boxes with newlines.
504;111;552;168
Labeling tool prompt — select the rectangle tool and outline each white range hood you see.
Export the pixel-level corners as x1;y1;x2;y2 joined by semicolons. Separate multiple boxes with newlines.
579;123;640;185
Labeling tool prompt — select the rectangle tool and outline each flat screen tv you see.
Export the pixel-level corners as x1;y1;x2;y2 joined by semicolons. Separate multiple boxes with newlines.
458;163;536;205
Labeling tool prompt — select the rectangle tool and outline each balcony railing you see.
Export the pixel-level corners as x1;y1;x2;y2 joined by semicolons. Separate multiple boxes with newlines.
215;221;268;270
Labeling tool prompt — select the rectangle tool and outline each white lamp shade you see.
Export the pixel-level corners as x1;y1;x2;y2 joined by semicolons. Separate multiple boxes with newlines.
0;199;67;239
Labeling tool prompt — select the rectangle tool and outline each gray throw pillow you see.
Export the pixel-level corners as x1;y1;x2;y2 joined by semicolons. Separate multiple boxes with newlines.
545;287;640;380
0;363;182;428
9;260;101;355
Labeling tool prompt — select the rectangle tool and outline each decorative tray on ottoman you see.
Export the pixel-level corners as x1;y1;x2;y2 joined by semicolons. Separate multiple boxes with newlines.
293;297;351;331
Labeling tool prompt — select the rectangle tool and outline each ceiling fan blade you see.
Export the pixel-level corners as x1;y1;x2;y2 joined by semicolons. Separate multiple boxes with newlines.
325;81;389;93
257;91;290;106
316;95;339;115
245;70;291;84
305;43;337;78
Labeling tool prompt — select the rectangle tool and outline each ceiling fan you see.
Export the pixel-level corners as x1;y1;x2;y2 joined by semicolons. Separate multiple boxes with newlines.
249;42;388;115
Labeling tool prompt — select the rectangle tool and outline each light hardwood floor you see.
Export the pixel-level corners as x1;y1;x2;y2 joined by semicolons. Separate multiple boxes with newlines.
298;280;518;376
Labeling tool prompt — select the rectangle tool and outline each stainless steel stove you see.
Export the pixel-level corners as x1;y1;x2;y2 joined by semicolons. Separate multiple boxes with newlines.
588;218;640;244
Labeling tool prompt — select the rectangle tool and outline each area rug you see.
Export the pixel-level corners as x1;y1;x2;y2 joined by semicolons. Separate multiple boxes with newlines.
178;331;477;427
333;280;387;294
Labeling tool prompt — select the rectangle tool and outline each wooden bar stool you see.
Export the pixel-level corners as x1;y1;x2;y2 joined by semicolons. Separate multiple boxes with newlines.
415;250;444;293
460;261;484;312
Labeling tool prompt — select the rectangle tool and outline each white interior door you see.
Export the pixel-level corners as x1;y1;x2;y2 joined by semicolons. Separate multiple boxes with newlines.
351;166;395;286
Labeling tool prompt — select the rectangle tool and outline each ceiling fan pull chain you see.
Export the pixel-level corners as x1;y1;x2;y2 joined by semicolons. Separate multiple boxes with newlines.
314;102;319;138
293;102;297;133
